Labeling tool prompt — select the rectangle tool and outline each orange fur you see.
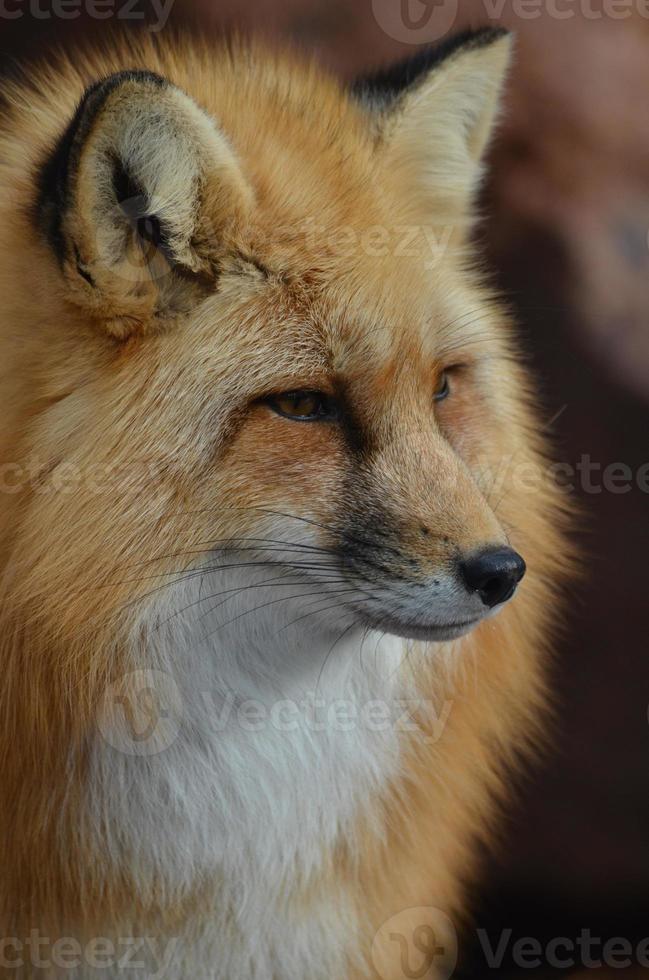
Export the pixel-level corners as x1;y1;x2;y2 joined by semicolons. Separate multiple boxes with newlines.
0;29;569;979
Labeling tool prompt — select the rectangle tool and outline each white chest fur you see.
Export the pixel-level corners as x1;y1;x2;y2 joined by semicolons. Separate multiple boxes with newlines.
85;563;413;979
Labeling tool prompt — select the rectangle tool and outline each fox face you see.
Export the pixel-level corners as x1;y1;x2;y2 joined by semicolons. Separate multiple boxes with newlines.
0;27;536;691
0;29;569;976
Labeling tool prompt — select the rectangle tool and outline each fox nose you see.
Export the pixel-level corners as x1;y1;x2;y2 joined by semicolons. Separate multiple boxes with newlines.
460;547;526;609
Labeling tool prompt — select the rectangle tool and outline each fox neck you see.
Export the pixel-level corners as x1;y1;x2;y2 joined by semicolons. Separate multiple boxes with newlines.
89;566;412;904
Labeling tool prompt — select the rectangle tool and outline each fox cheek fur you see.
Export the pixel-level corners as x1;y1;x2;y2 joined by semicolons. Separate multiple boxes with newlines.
0;27;569;980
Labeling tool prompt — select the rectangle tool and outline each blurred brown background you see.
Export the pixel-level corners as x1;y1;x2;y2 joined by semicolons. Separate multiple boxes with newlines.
2;3;648;977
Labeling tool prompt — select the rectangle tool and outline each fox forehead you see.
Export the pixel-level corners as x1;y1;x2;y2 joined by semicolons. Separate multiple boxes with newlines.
184;256;462;404
210;159;493;389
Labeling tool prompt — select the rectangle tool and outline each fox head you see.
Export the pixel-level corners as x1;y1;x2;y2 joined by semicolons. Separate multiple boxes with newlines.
0;28;552;717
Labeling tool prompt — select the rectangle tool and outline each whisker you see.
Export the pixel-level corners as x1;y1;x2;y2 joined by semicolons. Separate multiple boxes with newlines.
88;558;338;602
254;508;403;559
201;587;361;643
157;575;346;632
120;555;340;586
315;620;359;697
127;537;343;571
72;561;344;639
276;593;365;634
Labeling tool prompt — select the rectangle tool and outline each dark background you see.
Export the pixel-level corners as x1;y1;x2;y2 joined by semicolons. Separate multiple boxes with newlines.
2;4;648;977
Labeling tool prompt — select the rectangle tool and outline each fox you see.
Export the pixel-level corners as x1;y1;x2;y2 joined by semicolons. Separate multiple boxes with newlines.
0;25;567;980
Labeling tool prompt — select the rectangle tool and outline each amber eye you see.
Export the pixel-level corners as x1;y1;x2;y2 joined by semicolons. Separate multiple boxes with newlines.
434;371;451;402
266;390;338;422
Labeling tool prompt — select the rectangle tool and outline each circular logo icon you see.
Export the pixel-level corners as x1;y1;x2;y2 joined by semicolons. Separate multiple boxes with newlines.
97;669;182;756
371;906;458;980
371;0;459;44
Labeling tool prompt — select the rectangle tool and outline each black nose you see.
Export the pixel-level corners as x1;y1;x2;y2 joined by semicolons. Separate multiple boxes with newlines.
460;547;526;609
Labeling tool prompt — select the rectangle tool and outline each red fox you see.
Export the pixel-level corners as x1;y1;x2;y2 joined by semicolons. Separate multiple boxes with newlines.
0;26;567;979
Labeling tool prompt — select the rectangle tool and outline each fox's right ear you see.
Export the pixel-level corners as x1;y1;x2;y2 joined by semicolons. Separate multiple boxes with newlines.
36;70;253;339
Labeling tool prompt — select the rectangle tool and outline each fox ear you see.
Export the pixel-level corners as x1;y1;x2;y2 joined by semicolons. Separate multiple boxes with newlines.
354;29;512;232
37;70;253;338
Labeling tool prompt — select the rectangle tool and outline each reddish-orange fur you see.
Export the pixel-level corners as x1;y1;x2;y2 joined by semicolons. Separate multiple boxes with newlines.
0;30;569;979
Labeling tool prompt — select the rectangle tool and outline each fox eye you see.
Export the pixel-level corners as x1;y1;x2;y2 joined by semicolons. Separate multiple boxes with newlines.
434;371;451;402
266;391;338;422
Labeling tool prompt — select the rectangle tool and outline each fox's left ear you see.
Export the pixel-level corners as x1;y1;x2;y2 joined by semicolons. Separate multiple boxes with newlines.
353;28;512;230
36;70;253;338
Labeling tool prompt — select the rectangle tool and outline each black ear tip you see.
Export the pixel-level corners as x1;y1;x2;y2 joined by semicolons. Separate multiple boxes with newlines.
470;26;512;45
351;26;512;107
34;69;170;263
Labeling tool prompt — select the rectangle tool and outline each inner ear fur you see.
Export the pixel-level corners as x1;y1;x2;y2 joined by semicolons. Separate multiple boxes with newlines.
36;69;253;339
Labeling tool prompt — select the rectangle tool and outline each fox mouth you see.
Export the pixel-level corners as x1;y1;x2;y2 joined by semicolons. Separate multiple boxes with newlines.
358;613;483;643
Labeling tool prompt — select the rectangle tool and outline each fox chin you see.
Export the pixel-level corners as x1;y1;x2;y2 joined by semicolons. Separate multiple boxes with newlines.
0;26;568;980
